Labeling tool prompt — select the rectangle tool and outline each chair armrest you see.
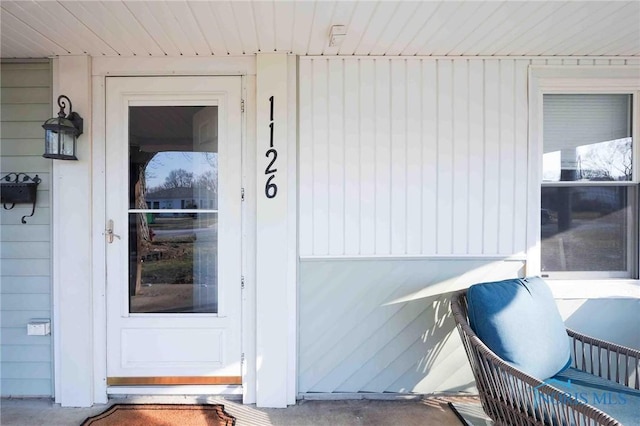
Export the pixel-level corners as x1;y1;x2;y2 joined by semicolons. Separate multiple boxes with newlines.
567;328;640;390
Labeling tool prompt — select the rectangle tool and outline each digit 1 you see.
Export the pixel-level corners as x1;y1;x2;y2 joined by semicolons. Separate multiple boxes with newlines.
269;122;274;148
269;96;274;122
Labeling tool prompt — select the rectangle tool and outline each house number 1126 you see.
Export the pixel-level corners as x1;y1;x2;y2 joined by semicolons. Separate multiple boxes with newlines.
265;96;278;199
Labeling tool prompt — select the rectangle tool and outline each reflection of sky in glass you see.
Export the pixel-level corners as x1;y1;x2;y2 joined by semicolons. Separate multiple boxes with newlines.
543;137;632;182
145;152;217;188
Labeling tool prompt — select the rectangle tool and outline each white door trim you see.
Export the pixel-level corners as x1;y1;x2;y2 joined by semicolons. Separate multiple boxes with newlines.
91;72;109;405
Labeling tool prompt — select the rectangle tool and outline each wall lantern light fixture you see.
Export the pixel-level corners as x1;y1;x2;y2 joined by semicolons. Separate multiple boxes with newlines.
42;95;83;160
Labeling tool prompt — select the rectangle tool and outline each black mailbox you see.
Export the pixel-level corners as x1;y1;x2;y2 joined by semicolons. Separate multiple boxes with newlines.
1;173;41;224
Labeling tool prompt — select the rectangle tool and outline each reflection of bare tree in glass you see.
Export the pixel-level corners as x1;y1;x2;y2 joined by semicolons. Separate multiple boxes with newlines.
162;168;194;189
196;170;217;192
202;154;218;201
146;168;217;195
579;139;632;181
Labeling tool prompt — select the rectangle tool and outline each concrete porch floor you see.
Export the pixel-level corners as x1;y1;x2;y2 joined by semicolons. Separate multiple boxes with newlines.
0;395;479;425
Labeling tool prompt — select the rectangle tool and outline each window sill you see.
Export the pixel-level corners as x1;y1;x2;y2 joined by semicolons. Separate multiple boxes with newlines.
548;279;640;299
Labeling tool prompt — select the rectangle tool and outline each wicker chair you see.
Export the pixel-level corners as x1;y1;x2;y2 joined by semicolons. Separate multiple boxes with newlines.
451;289;640;426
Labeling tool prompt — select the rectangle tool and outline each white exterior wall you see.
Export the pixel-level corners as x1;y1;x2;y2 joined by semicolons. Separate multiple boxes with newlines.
0;61;53;397
297;57;639;395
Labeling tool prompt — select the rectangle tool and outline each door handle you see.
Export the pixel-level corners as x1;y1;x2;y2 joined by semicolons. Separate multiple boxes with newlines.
105;219;121;243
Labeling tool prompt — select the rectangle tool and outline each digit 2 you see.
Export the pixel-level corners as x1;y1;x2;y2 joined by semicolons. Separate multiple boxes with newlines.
265;148;278;174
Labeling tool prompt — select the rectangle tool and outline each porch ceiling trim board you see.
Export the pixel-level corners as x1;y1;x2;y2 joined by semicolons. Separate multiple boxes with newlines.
2;1;639;59
90;56;256;77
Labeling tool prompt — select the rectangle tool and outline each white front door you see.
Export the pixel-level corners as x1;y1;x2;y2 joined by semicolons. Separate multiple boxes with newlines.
105;76;242;385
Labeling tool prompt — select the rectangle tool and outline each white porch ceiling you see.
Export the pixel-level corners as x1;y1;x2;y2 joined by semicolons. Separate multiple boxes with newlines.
1;1;639;59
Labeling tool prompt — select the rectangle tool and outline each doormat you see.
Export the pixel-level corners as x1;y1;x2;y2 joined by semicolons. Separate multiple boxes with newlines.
81;403;235;426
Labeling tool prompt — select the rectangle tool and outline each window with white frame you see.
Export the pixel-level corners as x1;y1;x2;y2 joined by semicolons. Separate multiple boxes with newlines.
541;93;638;279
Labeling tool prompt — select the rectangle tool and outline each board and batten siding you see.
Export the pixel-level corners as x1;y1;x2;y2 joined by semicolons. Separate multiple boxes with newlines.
0;61;53;396
299;57;531;258
297;57;637;395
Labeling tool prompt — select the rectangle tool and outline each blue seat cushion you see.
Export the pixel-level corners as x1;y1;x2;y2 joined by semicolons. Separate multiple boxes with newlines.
546;368;640;425
467;277;571;380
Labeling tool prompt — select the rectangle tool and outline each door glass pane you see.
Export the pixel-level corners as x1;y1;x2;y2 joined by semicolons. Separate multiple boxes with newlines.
128;106;219;313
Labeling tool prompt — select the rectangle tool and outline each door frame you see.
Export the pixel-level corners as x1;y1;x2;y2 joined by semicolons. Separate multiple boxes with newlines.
90;60;257;403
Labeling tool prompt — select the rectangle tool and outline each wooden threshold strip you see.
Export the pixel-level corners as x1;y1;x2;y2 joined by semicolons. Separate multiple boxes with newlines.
107;376;242;386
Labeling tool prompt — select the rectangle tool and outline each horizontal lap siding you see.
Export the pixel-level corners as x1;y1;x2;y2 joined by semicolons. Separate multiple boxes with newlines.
298;58;530;257
0;61;52;397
